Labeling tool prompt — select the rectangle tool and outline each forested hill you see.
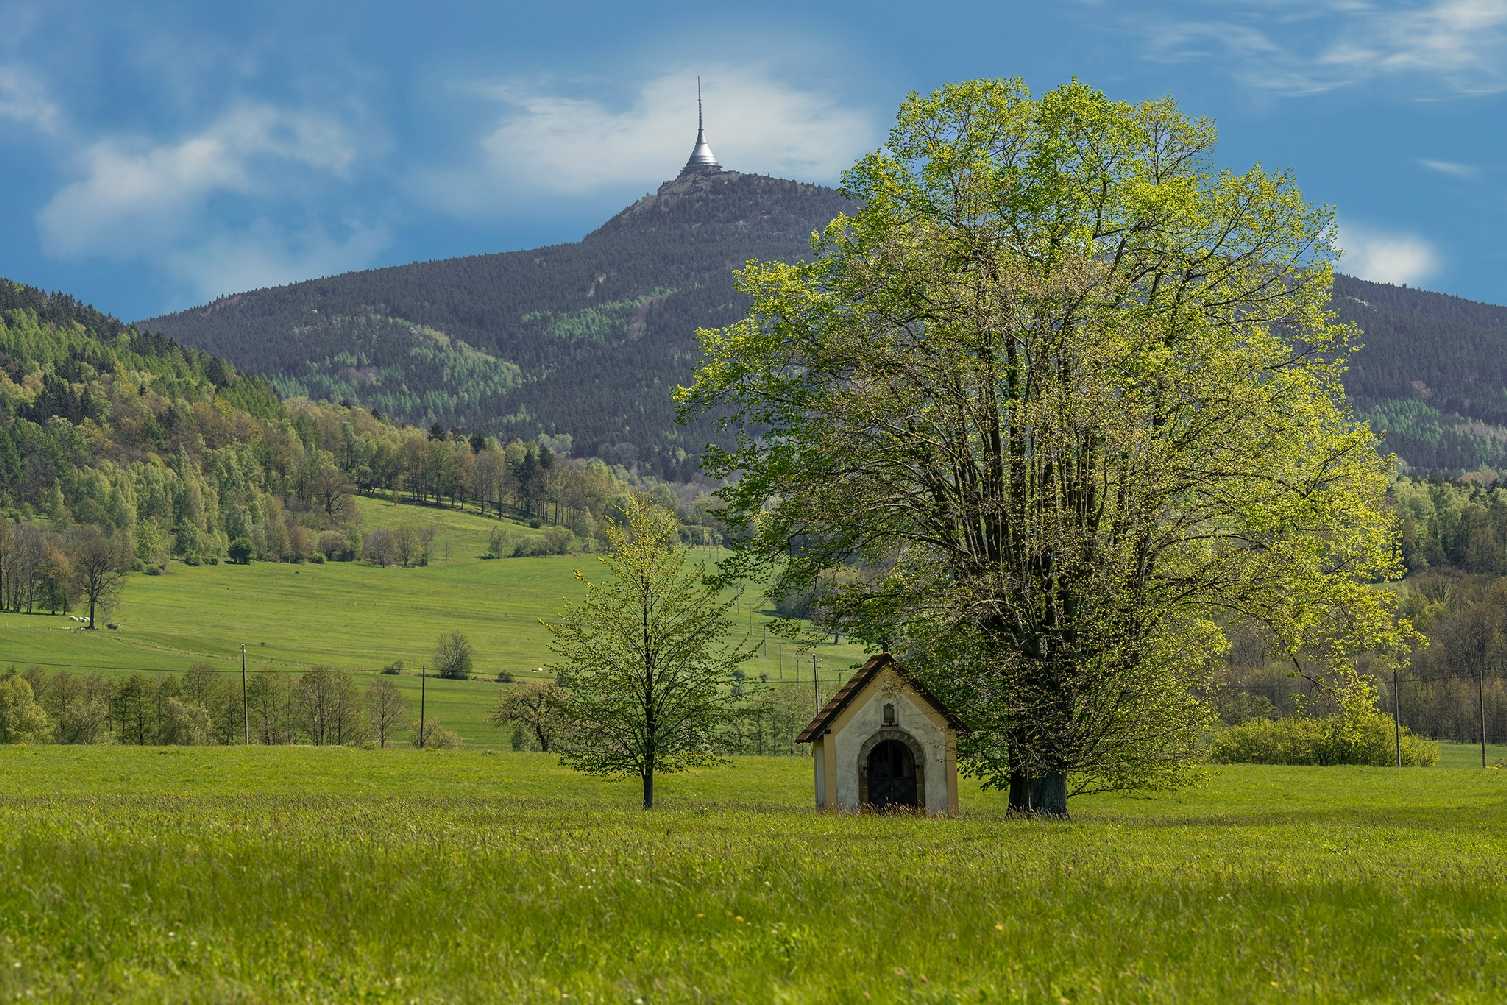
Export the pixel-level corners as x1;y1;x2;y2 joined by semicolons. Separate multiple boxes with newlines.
0;276;719;609
1332;274;1507;474
143;171;1507;478
143;171;851;481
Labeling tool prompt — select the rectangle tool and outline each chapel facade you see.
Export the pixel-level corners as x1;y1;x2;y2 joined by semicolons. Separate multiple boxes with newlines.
796;653;963;815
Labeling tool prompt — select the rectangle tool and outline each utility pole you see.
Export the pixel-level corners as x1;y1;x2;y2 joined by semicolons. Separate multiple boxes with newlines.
1392;667;1401;769
812;653;820;712
1480;668;1488;769
241;644;250;745
419;664;427;749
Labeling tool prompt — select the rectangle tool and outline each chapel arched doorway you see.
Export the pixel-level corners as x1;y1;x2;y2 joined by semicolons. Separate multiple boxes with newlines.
865;738;919;809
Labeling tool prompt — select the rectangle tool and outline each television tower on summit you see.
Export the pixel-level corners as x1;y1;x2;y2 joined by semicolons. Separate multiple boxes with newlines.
680;76;722;177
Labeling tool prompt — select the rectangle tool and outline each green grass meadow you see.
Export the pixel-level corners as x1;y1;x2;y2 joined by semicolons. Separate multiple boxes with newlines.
0;497;866;747
3;747;1507;1002
7;497;1507;1000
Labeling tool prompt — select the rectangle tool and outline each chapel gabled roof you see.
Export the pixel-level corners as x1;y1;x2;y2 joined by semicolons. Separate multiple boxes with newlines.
795;652;965;743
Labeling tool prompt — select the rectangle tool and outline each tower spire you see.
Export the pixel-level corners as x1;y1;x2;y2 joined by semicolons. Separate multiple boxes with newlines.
680;75;721;177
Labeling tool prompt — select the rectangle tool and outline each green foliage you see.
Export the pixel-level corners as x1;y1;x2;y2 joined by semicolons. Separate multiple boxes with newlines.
681;79;1411;809
1212;675;1438;766
490;681;565;752
1;276;715;581
2;747;1507;1001
0;675;52;743
1393;477;1507;575
1212;715;1438;766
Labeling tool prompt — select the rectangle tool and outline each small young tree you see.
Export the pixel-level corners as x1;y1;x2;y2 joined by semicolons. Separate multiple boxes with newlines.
486;526;506;559
490;681;565;751
546;494;754;808
434;631;473;680
365;677;410;748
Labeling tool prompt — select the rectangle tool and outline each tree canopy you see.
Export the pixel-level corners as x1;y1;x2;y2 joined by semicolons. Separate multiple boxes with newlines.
681;78;1411;814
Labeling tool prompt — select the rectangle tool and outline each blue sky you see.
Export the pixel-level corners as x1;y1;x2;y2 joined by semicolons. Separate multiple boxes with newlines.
2;0;1505;320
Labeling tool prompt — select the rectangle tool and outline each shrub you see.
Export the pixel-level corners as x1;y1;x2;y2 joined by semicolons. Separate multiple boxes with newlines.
1211;712;1438;766
434;631;473;680
415;721;463;749
495;670;515;684
228;538;253;564
381;661;404;676
510;527;577;558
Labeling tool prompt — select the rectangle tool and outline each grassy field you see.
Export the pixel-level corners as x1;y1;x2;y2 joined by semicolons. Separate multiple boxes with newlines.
0;497;868;747
2;747;1506;1002
1440;741;1507;768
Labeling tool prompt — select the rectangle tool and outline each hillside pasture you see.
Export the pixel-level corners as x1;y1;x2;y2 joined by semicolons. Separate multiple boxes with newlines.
2;748;1507;1002
0;498;868;747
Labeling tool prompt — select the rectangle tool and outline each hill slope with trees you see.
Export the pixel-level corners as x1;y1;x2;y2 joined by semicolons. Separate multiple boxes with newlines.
0;278;715;618
141;172;1507;478
142;171;851;482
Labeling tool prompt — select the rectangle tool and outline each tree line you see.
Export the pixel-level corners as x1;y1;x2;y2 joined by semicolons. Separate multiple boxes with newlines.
0;664;462;749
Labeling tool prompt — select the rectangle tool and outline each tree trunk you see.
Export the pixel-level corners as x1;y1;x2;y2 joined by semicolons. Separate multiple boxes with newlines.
1008;769;1069;817
642;770;654;810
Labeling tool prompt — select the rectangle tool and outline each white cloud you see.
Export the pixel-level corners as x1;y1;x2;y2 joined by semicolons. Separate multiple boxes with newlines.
0;64;61;133
39;102;359;257
1417;157;1480;177
1136;0;1507;97
36;100;387;306
161;219;390;304
1339;222;1442;285
420;67;877;212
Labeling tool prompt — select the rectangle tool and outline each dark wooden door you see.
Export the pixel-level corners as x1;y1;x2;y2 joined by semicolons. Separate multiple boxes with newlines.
867;739;918;809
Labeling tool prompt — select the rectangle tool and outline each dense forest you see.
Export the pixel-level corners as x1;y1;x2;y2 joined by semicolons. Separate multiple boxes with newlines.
1334;275;1507;475
0;278;716;618
142;171;852;480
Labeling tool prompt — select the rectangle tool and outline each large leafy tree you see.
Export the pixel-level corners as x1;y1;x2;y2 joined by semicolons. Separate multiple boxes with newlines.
679;79;1410;814
546;494;753;808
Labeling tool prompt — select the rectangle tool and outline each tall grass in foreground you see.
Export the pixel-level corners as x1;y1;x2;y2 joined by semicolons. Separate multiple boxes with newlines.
3;747;1507;1002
